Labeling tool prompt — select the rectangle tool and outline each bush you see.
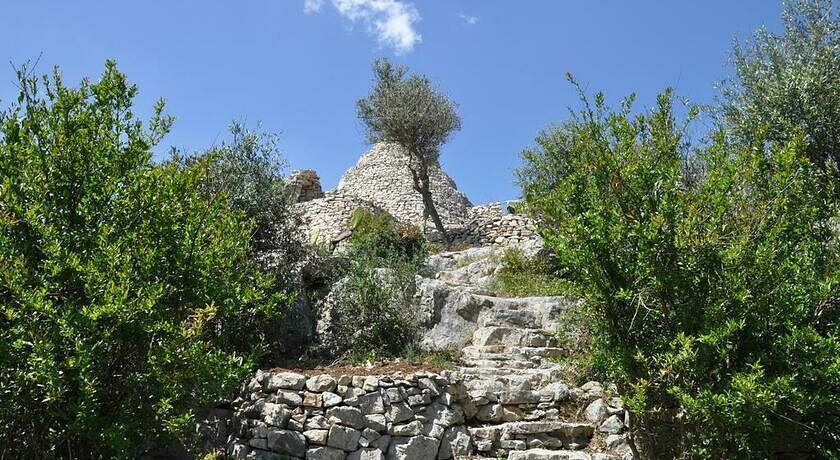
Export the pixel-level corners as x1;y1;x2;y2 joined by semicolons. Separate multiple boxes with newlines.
0;62;292;458
491;247;576;298
520;79;840;458
347;207;426;268
551;302;597;385
321;208;426;360
188;121;304;274
186;122;308;362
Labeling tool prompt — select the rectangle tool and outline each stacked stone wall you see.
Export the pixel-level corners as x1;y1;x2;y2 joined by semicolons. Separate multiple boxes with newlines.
227;369;629;460
293;191;383;245
449;203;540;247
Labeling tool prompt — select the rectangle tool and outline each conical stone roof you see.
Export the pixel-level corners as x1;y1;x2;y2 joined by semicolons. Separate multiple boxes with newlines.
336;142;472;227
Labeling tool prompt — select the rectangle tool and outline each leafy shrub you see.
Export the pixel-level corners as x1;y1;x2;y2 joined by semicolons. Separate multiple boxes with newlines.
347;207;426;268
185;122;308;362
551;302;597;385
0;62;292;458
188;121;304;274
399;347;460;370
330;265;420;358
491;247;576;297
321;208;426;360
520;78;840;458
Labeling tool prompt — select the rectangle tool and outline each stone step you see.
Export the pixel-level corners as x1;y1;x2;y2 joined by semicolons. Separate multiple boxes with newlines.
460;358;541;370
472;294;579;331
472;326;557;347
458;365;563;381
458;368;565;395
462;345;565;360
470;422;595;456
479;308;542;329
508;449;606;460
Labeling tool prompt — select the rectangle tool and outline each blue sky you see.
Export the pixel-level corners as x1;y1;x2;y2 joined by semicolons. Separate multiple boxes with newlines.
0;1;782;203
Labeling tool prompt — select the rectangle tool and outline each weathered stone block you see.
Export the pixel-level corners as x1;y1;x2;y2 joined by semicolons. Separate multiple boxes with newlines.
387;435;440;460
327;424;362;451
303;429;329;445
266;372;306;391
266;429;306;457
389;420;423;436
437;425;471;459
306;446;345;460
327;405;366;429
307;374;338;392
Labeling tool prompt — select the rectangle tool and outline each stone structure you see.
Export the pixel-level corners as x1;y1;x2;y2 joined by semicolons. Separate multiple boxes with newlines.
291;143;540;248
288;170;325;203
447;203;540;247
295;191;384;244
336;143;473;227
225;144;638;459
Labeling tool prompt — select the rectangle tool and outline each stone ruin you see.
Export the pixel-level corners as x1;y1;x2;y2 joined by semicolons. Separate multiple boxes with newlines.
291;142;539;248
288;170;326;204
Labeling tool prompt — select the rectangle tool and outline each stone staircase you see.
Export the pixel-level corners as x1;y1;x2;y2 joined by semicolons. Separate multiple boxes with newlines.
419;245;633;460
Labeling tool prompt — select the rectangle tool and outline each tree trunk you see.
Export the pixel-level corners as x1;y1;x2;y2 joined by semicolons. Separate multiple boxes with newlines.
417;166;450;245
406;158;450;245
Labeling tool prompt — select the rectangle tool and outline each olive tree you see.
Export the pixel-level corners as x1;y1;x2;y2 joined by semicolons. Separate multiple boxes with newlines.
356;59;461;243
721;0;840;173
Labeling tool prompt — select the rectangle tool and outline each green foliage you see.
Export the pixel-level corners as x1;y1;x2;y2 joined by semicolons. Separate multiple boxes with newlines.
401;347;460;370
185;122;306;361
551;302;597;385
520;77;840;458
347;207;426;268
326;208;426;360
0;62;291;458
188;121;303;264
356;58;461;241
491;247;576;298
356;58;461;165
722;0;840;174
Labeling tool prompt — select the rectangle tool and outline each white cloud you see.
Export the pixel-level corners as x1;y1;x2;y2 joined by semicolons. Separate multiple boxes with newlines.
458;13;478;25
305;0;422;54
304;0;325;13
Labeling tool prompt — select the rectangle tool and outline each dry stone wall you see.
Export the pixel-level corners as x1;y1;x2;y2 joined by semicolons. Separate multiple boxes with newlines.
294;191;383;245
447;203;540;247
227;369;628;460
288;170;325;203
